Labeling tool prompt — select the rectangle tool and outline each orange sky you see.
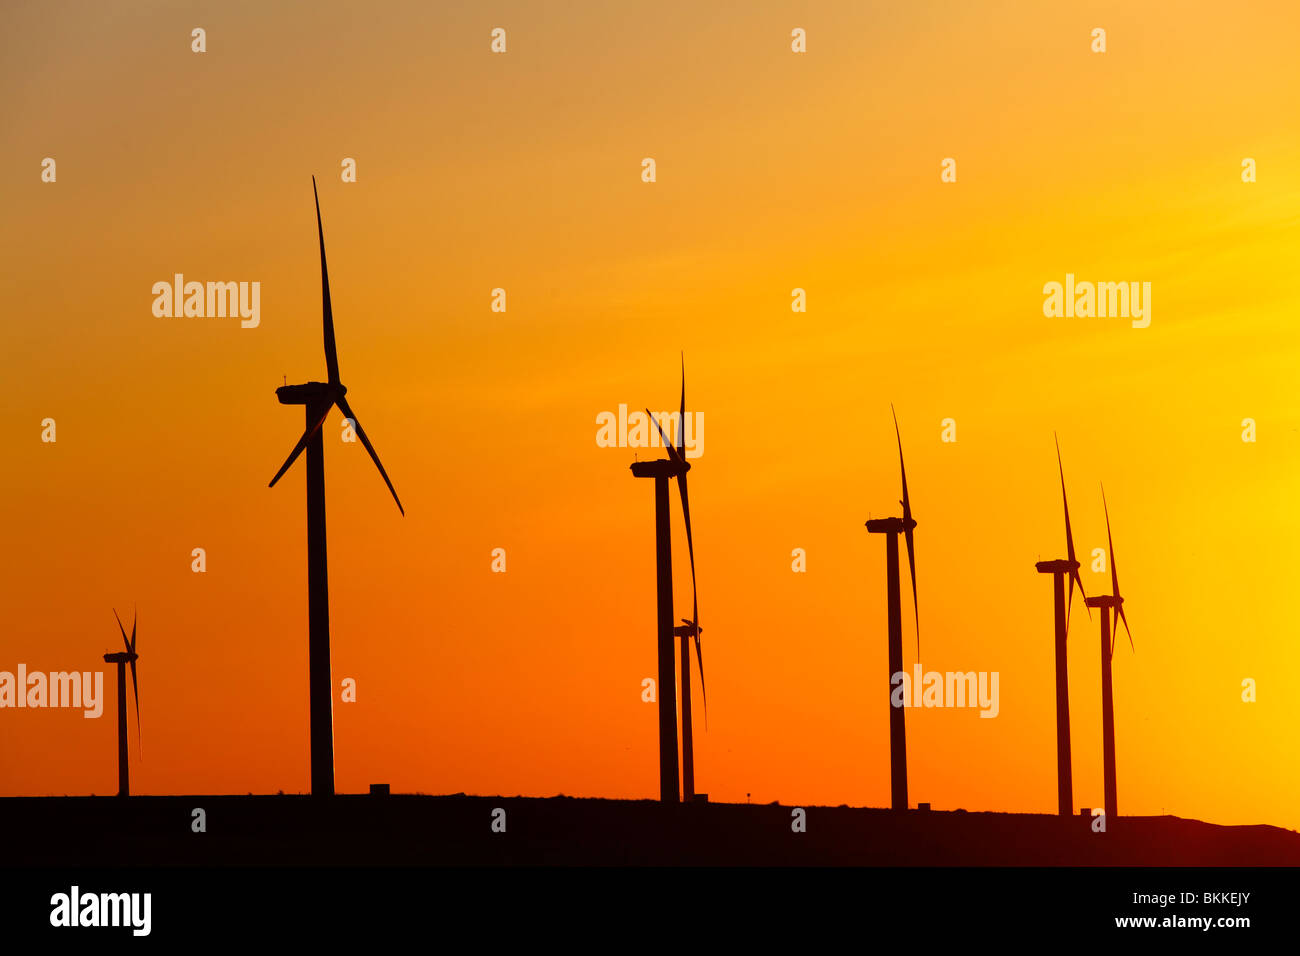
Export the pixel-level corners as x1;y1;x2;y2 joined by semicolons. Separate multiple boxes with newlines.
2;1;1299;832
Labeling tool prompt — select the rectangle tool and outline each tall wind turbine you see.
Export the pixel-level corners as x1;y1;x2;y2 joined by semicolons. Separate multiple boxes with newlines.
1084;486;1133;822
1034;435;1089;816
269;177;405;798
647;358;707;803
630;356;705;804
865;406;918;811
102;608;140;798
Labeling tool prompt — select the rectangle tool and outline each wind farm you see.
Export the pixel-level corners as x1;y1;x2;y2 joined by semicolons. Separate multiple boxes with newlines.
0;189;1282;866
6;5;1300;914
2;178;1295;876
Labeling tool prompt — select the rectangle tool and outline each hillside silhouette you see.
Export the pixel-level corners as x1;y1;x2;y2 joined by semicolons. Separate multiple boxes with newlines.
6;795;1298;866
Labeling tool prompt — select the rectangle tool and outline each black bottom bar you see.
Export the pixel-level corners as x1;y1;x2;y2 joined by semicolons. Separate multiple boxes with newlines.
2;866;1292;943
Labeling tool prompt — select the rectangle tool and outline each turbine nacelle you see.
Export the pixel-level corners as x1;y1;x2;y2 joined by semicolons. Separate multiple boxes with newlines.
1034;558;1080;574
629;458;690;480
277;381;347;405
672;619;702;639
865;516;916;534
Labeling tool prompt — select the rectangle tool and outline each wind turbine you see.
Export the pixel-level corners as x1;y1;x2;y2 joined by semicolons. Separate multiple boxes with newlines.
1034;435;1089;817
630;357;704;804
269;177;404;798
672;618;703;802
865;406;918;811
1084;486;1133;822
647;358;707;803
102;608;140;798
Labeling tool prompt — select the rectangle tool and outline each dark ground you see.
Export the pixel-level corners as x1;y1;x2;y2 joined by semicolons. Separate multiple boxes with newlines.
4;794;1298;866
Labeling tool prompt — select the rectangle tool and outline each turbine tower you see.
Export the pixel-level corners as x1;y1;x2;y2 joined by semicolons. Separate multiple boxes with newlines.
1034;435;1089;817
1084;486;1133;822
629;452;682;803
102;608;140;798
865;406;918;811
269;177;405;798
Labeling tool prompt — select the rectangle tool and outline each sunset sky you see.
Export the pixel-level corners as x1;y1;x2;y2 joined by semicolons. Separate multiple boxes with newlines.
2;1;1299;834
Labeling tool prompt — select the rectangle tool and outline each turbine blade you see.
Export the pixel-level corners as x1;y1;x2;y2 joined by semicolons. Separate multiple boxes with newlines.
676;364;703;721
893;405;919;655
1118;605;1134;652
313;177;341;386
677;472;703;724
893;405;911;524
1055;433;1088;624
130;607;137;654
1070;568;1091;625
648;410;683;466
694;628;706;730
1102;485;1121;600
268;402;334;488
129;656;141;756
677;353;686;458
113;608;130;655
337;396;404;516
904;526;918;657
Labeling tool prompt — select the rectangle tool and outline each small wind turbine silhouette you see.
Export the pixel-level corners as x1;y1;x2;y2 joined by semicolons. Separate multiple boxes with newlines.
102;608;140;798
1034;435;1090;816
673;618;703;800
269;177;404;798
647;357;707;803
865;406;918;811
1084;486;1134;822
